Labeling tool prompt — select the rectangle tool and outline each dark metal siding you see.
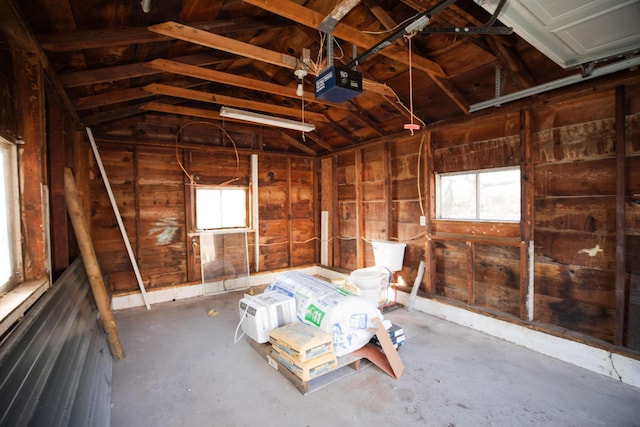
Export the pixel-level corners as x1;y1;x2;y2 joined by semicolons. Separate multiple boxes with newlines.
0;259;112;427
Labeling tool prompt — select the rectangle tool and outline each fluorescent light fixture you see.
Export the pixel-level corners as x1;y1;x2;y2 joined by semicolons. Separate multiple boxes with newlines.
219;106;315;132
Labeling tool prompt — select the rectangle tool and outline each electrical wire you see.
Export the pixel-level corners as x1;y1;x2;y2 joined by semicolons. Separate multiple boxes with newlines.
174;120;242;187
234;302;250;344
362;13;422;35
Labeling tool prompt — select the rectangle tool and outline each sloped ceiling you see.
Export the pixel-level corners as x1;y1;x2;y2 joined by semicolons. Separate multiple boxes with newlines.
3;0;639;155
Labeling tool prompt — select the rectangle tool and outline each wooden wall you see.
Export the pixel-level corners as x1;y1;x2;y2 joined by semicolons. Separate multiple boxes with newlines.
90;141;317;293
323;76;640;350
323;134;427;286
89;76;640;351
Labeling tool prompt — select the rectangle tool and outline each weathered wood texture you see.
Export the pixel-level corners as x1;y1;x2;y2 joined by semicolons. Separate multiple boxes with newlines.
91;143;316;292
331;133;427;285
532;87;640;344
422;83;640;347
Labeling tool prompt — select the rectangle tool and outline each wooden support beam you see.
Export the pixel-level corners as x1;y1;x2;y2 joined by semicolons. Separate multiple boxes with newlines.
64;168;124;359
47;92;69;279
242;0;470;114
424;131;436;294
38;18;281;52
144;83;329;122
59;53;223;88
147;21;387;96
355;149;365;268
384;142;393;239
279;131;317;156
0;0;81;127
14;50;48;281
146;59;353;110
466;241;475;305
615;86;627;346
519;108;534;320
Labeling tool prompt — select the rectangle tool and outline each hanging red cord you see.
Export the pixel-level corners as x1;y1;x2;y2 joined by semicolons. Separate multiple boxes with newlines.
403;34;420;135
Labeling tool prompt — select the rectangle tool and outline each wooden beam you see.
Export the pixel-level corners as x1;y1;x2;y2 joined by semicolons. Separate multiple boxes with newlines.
14;50;48;281
363;0;406;48
425;131;436;294
59;53;224;88
615;86;627;346
146;58;354;110
319;0;361;32
355;149;365;268
242;0;470;114
38;18;282;52
520;108;534;319
0;0;81;126
47;92;69;279
64;168;124;359
142;102;320;149
142;102;223;121
149;21;297;69
144;83;329;122
147;21;388;96
466;241;475;305
279;131;317;156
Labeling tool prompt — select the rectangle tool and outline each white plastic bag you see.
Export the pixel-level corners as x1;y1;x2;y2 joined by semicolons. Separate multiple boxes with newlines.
268;271;383;357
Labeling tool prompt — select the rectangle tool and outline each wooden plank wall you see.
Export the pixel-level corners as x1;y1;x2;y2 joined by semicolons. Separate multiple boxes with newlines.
90;142;317;292
325;134;427;286
324;78;639;349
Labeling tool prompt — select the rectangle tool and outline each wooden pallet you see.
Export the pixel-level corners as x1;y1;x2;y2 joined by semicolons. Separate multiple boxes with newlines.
248;339;370;395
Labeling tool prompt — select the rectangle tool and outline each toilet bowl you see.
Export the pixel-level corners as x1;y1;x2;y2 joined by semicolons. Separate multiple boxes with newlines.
350;240;407;307
350;267;389;307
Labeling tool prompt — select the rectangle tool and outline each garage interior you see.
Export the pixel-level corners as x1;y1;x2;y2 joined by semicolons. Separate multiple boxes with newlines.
1;0;640;425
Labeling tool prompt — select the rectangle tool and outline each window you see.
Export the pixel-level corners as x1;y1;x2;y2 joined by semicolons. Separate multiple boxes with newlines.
0;137;21;295
195;186;250;230
436;167;520;221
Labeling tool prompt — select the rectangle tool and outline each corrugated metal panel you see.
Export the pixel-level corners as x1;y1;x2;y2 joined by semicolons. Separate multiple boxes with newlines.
0;259;112;427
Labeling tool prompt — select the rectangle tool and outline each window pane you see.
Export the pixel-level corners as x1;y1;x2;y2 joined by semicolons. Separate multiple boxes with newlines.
440;173;476;219
478;169;520;220
195;187;248;230
0;148;11;288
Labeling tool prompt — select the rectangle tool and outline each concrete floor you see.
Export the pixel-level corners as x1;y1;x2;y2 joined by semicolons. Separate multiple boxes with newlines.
111;290;640;427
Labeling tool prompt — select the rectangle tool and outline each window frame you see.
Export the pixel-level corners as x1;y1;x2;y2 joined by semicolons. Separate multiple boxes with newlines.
193;184;252;233
0;136;23;295
435;166;521;222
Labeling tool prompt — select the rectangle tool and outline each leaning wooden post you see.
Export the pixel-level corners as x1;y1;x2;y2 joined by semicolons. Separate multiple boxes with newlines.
64;167;124;359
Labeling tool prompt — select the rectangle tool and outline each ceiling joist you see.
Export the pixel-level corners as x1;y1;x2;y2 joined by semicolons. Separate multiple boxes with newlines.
242;0;470;114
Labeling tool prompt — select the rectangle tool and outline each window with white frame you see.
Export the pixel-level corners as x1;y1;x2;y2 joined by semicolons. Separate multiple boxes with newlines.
0;137;22;295
194;186;250;231
436;167;520;221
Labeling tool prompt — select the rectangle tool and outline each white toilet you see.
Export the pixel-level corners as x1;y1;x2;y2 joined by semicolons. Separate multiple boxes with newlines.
350;240;406;306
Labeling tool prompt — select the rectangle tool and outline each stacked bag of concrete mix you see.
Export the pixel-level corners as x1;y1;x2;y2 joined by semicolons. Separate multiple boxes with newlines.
267;271;384;357
269;322;337;381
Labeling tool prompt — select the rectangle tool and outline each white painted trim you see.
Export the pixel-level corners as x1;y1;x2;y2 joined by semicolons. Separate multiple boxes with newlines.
111;265;640;389
393;290;640;389
111;266;319;311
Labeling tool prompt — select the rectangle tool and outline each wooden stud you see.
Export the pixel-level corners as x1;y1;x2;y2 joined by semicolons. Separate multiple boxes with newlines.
520;108;534;320
46;92;69;279
425;131;436;294
64;168;124;359
384;141;393;239
355;149;365;268
615;86;627;346
466;241;475;305
14;50;47;282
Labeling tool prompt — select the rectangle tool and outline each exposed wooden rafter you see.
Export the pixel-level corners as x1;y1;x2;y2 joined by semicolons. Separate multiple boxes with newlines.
145;58;355;111
242;0;470;114
143;83;330;123
147;21;390;97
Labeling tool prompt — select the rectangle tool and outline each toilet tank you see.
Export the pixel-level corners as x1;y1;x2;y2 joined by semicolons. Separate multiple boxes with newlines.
372;240;406;272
